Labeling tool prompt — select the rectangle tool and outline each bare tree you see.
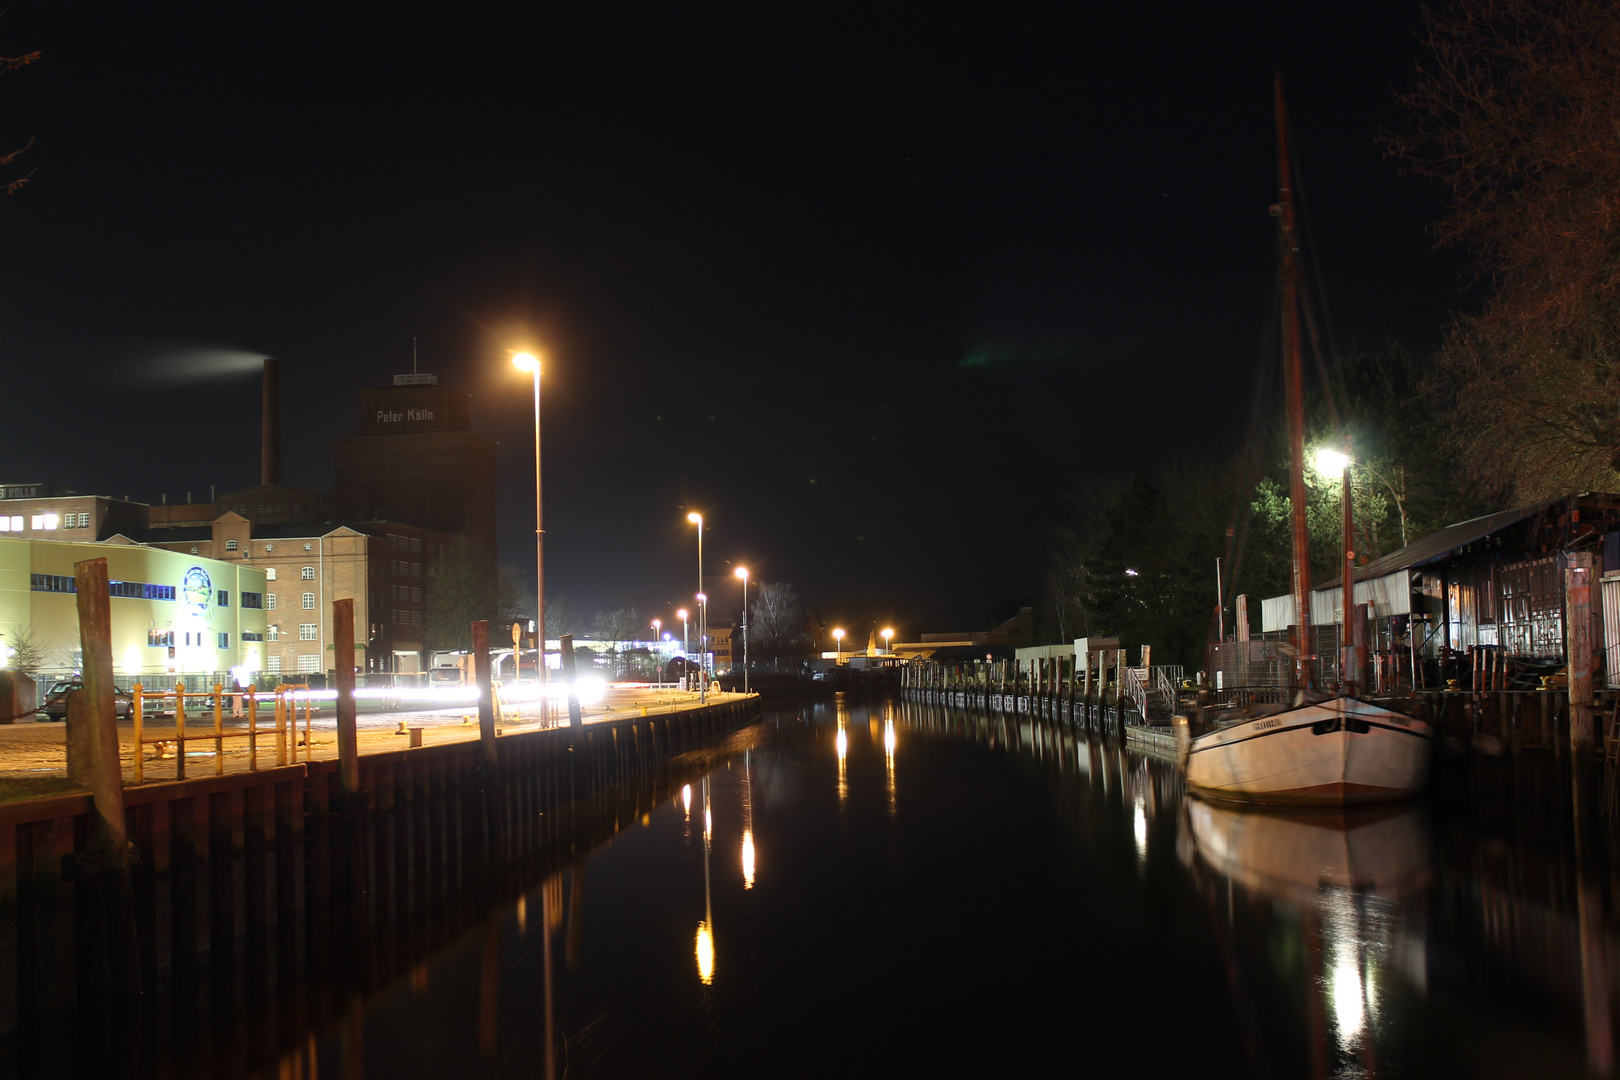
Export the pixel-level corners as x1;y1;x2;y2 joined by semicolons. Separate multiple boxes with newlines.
1;624;45;676
748;582;805;666
1387;0;1620;499
424;538;497;651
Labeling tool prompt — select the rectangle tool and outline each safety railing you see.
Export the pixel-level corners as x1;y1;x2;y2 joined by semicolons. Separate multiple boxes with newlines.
131;682;315;783
1122;667;1149;722
1154;666;1183;709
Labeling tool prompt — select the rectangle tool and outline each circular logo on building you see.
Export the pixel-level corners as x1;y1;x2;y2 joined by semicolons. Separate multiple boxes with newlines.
182;566;212;618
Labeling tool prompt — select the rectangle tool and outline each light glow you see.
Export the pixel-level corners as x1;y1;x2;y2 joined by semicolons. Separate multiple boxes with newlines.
741;830;755;889
695;921;714;984
682;783;692;818
687;512;702;525
512;351;540;372
734;566;748;580
1315;447;1352;475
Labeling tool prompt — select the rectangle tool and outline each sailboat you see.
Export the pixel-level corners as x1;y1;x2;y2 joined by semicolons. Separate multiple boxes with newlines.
1183;78;1433;806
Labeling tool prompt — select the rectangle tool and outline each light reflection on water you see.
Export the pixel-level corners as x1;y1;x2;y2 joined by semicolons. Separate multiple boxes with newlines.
257;697;1620;1080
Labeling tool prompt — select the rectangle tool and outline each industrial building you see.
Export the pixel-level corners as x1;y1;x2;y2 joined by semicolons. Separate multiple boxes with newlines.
0;535;267;683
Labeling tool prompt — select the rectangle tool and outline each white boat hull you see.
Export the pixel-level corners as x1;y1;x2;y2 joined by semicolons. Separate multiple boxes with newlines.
1185;696;1432;805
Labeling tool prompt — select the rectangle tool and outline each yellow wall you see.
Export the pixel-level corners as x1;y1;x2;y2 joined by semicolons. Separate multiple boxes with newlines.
0;537;267;679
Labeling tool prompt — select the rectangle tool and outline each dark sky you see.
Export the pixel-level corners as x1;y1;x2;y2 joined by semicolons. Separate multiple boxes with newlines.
0;2;1460;635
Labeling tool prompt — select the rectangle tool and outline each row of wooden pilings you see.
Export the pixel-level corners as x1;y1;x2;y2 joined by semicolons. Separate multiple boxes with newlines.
0;690;761;1054
901;658;1141;739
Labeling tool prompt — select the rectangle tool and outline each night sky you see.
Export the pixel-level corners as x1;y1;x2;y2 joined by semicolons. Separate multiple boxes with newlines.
0;3;1462;634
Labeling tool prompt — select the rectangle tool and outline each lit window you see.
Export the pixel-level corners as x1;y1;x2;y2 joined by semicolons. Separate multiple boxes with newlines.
7;516;18;531
267;593;277;610
268;625;281;641
225;539;238;551
0;517;9;532
32;514;58;530
301;566;315;580
299;623;317;641
301;592;315;609
265;567;277;581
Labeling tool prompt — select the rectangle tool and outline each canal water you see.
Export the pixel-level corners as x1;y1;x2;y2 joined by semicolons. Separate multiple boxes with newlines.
60;696;1620;1077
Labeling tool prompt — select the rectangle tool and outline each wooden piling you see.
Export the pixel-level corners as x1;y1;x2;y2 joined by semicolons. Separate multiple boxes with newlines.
72;558;128;864
473;620;497;767
334;598;359;796
1569;554;1597;761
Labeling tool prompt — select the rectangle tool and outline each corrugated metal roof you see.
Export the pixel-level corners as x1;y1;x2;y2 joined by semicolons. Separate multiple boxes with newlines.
1352;500;1559;582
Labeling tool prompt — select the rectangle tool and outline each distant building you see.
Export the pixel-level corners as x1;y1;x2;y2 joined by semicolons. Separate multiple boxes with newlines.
0;484;148;542
141;515;451;676
332;375;498;565
0;534;266;682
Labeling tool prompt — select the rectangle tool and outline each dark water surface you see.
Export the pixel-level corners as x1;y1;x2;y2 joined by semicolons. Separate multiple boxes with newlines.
258;696;1613;1078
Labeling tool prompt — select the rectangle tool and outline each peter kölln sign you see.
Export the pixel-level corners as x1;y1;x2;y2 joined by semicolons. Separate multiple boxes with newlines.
376;408;435;423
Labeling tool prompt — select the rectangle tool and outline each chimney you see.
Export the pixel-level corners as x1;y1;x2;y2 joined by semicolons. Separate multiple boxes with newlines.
261;357;282;487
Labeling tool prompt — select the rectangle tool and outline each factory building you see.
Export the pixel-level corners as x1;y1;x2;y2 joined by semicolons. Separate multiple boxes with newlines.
0;535;267;683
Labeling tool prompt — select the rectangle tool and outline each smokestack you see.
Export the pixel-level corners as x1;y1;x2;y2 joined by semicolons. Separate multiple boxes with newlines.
261;357;282;487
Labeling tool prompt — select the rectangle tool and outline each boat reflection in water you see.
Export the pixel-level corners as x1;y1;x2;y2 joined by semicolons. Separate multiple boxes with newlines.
1182;798;1433;1077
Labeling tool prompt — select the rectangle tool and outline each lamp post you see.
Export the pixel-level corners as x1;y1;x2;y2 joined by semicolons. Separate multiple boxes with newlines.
833;628;844;664
696;592;708;701
734;566;749;695
651;619;662;691
677;607;690;689
687;513;705;702
1314;447;1360;694
882;627;893;654
513;352;546;691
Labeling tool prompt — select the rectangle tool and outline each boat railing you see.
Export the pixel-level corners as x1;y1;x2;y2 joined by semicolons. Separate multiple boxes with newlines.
1205;686;1289;711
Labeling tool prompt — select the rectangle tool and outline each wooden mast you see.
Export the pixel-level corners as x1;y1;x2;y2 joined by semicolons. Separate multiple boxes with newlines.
1275;75;1313;691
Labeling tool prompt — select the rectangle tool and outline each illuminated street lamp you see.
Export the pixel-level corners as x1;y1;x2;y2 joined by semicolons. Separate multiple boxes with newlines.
882;627;893;654
513;351;546;688
833;628;844;664
687;512;706;702
677;607;690;685
1313;445;1409;548
651;618;662;691
734;566;749;695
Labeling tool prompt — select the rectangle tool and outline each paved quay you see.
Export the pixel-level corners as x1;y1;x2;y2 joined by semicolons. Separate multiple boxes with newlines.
0;686;755;791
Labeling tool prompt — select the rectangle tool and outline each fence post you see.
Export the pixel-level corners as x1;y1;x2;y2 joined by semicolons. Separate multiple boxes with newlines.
213;682;224;776
334;598;359;796
72;557;126;852
473;620;497;766
175;682;187;781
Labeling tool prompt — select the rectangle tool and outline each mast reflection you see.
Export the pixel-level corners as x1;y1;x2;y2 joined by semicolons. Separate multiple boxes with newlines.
884;717;897;813
741;749;756;889
696;775;715;984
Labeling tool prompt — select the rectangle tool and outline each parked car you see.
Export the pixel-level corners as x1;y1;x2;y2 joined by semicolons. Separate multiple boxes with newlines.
39;679;135;720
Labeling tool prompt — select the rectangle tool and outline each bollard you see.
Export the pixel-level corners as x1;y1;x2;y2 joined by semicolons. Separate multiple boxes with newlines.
334;598;359;796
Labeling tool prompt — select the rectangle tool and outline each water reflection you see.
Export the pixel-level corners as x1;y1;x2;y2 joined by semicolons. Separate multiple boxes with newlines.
884;716;897;813
697;775;715;985
742;749;756;889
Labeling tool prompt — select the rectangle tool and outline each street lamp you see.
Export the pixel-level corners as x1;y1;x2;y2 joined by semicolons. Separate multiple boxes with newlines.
677;607;690;688
687;512;705;702
1313;446;1408;548
696;592;708;700
882;627;893;654
651;619;662;691
513;351;546;692
1313;446;1361;693
734;566;749;695
833;628;844;664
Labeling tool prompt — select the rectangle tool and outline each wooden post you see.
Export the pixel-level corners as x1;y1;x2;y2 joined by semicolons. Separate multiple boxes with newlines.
333;598;359;795
73;557;126;850
560;634;584;728
1569;553;1597;761
473;619;498;766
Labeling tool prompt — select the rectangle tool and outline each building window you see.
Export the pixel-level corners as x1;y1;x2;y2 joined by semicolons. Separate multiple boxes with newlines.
147;630;174;647
267;593;277;610
241;592;263;609
265;567;277;581
297;653;320;674
266;656;282;675
301;566;315;580
30;574;75;594
218;632;229;648
216;590;229;607
301;592;315;609
241;631;263;642
299;623;317;640
411;586;421;602
79;512;90;528
268;625;280;641
225;539;238;551
31;513;58;530
304;543;312;552
108;581;176;601
0;515;18;531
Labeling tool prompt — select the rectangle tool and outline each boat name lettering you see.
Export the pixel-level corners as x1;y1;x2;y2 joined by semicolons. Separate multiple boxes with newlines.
1252;718;1281;731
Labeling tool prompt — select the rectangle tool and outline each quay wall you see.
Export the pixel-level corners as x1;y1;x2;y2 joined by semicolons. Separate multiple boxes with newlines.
0;696;761;1041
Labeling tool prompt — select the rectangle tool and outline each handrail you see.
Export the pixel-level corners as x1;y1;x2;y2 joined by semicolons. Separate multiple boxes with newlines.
1122;666;1148;721
1153;666;1182;711
132;682;314;783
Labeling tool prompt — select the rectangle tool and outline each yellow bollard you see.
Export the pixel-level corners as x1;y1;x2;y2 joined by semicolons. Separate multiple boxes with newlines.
132;683;144;784
174;682;187;781
213;682;224;776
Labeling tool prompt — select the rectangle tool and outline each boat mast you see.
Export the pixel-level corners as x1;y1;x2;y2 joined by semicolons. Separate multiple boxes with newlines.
1274;75;1313;692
